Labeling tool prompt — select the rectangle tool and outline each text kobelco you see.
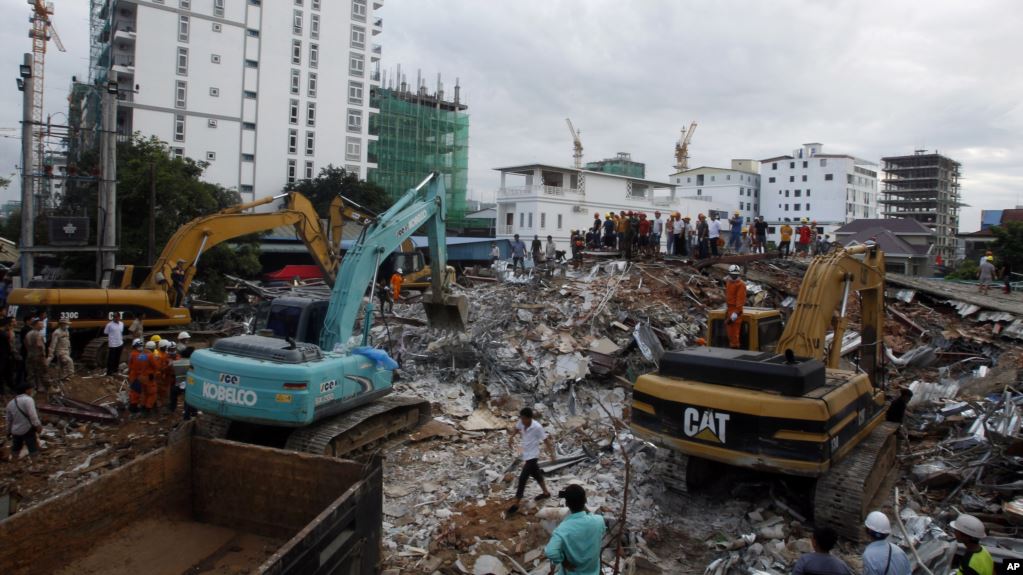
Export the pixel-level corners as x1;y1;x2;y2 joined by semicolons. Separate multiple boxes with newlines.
202;382;258;407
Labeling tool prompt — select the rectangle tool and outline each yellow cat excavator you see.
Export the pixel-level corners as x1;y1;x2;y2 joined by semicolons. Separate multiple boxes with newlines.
631;244;895;538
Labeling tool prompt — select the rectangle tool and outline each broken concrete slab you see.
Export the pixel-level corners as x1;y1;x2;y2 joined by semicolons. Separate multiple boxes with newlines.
409;419;459;442
460;409;507;432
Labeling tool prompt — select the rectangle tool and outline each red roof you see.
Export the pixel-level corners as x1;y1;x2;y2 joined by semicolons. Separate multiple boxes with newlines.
264;265;324;281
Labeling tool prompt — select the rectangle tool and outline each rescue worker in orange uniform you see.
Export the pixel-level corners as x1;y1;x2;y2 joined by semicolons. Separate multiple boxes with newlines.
724;264;747;349
155;339;172;408
390;268;404;310
140;341;159;415
126;338;145;414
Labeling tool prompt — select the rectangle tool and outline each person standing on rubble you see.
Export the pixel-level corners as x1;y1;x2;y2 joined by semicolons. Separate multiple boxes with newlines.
546;235;557;265
104;313;125;376
796;219;812;257
652;211;664;256
390;268;404;309
779;221;793;258
6;382;43;459
951;514;994;575
754;216;769;254
638;214;651;257
862;511;911;575
532;234;543;264
47;318;73;388
615;211;628;251
24;318;48;394
507;407;555;515
491;242;501;265
708;213;721;257
171;259;188;308
725;265;747;349
978;256;997;295
544;484;606;575
696;214;709;259
623;213;636;260
670;214;683;256
602;213;616;250
809;221;820;256
792;526;853;575
0;318;15;394
511;234;527;274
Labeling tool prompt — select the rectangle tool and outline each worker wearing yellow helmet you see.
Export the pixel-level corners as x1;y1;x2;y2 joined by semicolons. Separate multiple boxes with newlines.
979;254;997;295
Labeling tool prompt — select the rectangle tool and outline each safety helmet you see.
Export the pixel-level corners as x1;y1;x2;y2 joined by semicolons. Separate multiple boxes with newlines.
728;264;741;276
132;338;143;348
683;216;691;220
986;255;994;261
802;217;809;223
145;341;157;350
395;268;403;275
167;342;178;353
158;339;171;349
640;213;647;219
734;211;740;216
950;514;987;540
150;335;161;343
864;511;892;535
178;331;191;341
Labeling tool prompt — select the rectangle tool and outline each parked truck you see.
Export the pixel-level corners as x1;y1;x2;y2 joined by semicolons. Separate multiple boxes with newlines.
0;423;382;575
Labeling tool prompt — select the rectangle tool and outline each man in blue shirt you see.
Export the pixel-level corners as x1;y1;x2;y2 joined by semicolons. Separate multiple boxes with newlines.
862;511;911;575
510;234;527;274
544;484;605;574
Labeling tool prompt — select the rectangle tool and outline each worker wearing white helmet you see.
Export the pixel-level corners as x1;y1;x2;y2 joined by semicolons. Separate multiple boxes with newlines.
862;511;911;575
177;331;194;359
951;514;993;575
144;341;156;350
389;267;404;312
724;265;746;349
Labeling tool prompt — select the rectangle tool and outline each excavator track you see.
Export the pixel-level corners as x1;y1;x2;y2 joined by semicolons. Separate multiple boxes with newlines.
82;337;108;369
195;395;432;458
654;448;691;494
814;421;900;540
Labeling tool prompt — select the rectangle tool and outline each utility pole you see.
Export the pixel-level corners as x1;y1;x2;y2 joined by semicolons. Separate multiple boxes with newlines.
97;80;118;283
19;53;36;282
148;162;156;264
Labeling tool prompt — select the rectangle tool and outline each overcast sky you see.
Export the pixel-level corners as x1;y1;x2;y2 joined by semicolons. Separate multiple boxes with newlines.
2;0;1021;231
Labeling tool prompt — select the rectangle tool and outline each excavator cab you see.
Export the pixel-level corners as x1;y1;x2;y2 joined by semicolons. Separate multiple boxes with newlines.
706;307;784;352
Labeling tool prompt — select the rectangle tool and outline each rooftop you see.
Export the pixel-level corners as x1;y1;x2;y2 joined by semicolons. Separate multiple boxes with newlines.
494;163;673;187
833;218;935;235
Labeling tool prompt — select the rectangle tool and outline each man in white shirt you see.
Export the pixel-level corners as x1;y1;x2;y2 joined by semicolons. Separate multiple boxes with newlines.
507;407;555;514
103;313;124;376
708;214;722;257
652;211;665;255
671;216;685;256
6;383;43;458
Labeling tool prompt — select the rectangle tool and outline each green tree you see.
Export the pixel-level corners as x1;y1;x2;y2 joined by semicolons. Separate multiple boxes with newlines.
0;209;18;242
59;134;260;301
285;165;392;218
991;221;1023;271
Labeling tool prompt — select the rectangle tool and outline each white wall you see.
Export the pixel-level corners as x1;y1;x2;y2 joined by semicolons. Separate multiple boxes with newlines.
672;166;760;226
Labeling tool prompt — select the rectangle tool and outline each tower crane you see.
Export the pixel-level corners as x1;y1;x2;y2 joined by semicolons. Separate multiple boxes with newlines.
674;121;697;172
565;118;583;169
27;1;66;196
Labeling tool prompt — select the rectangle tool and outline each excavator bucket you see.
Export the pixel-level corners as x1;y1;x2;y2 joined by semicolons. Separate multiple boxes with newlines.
422;292;468;331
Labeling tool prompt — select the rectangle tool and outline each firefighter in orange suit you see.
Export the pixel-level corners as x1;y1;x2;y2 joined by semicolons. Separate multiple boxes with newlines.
724;264;747;349
155;340;172;407
390;269;404;307
126;339;145;414
140;341;159;414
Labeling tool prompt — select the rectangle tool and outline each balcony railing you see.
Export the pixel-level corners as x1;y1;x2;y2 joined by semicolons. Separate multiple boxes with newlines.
498;185;583;198
625;191;649;201
499;225;514;235
651;197;678;207
679;195;713;202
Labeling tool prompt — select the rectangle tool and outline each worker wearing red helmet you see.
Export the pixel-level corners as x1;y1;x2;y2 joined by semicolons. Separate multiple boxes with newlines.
638;213;651;256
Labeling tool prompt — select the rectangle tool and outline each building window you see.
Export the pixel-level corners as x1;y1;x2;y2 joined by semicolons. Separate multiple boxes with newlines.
173;115;186;141
528;213;533;228
726;175;731;181
243;122;256;130
772;162;777;170
350;55;364;76
784;204;789;212
240;184;254;193
352;0;365;19
287;159;297;184
802;161;808;168
305;161;314;179
557;214;563;229
209;87;219;97
243;90;257;99
246;29;259;37
175;80;187;108
176;47;188;75
806;189;811;196
171;146;184;159
211;53;221;64
686;177;691;183
308;73;317;97
696;189;702;196
212;22;222;32
307;102;317;127
305;131;315;155
807;204;811;211
768;177;775;183
793;204;801;211
824;174;833;181
180;0;191;9
288;129;298;154
346;108;361;131
519;213;523;227
242;153;254;162
540;213;546;229
292;40;302;64
293;9;303;35
309;43;319;68
295;0;303;4
207;118;218;128
245;59;258;68
710;175;715;182
820;158;827;167
289;99;299;124
785;190;789;197
348;82;363;104
213;0;224;17
802;175;807;182
346;138;361;161
847;174;855;184
290;69;300;94
312;0;320;9
351;26;366;49
311;14;320;39
178;15;190;42
794;189;801;197
789;162;795;169
206;151;216;161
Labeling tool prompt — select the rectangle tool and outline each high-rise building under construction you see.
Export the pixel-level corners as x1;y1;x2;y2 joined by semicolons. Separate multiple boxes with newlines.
368;74;469;224
880;151;962;262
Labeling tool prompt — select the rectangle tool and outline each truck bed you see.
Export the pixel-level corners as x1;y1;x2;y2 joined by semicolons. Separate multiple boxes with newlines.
0;423;382;575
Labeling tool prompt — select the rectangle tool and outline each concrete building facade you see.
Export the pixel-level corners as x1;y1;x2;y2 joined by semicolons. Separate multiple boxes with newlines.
671;160;761;225
494;163;731;246
880;151;962;263
89;0;382;201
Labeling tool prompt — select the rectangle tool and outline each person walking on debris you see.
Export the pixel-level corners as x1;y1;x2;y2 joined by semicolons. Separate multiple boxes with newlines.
390;268;404;309
104;313;124;376
511;234;527;274
797;219;812;256
490;242;500;265
24;318;48;393
951;514;994;575
507;407;555;515
6;383;43;459
779;221;793;258
546;235;557;265
862;511;911;575
544;484;606;575
978;256;997;295
531;234;543;264
47;318;74;388
696;214;709;259
792;526;853;575
708;213;721;257
725;265;747;349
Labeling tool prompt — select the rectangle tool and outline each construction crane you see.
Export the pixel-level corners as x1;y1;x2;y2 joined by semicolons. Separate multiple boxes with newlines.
565;118;583;169
674;121;697;172
27;1;66;197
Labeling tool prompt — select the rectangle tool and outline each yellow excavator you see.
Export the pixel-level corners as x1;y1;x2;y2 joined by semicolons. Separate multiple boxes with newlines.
631;244;894;538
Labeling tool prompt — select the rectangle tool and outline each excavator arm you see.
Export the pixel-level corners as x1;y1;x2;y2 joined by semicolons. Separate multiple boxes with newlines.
775;243;885;385
319;172;467;351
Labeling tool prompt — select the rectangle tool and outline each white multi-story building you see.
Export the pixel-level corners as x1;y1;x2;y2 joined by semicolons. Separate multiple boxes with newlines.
671;159;761;225
759;143;878;240
495;163;731;245
92;0;381;201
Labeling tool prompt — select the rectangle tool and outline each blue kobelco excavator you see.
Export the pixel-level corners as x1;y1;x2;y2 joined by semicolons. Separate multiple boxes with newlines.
186;173;468;455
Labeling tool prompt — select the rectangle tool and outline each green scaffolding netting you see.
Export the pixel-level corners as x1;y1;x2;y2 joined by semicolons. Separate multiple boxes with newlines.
368;89;470;225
